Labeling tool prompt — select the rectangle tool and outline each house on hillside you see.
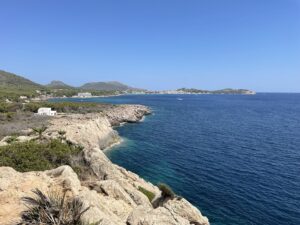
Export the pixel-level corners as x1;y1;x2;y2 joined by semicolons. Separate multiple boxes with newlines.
37;108;57;116
77;92;92;98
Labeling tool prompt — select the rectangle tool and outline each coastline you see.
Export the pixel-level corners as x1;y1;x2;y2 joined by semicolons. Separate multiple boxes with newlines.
47;90;257;101
0;104;209;225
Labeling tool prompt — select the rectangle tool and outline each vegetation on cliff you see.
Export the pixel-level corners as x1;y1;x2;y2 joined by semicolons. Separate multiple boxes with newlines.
0;101;117;139
138;186;156;202
0;139;83;172
20;189;90;225
0;101;114;113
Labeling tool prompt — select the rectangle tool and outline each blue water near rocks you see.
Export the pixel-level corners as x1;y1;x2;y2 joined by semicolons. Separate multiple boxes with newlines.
59;94;300;225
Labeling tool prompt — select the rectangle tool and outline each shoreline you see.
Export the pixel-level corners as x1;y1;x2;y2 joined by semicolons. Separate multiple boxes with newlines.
47;91;257;101
0;104;210;225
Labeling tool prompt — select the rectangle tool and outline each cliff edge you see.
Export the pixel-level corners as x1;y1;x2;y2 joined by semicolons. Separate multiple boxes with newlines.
0;105;209;225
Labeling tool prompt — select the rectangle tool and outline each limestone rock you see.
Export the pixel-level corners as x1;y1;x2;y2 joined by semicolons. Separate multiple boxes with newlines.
105;105;151;126
90;180;137;207
163;198;210;225
127;205;190;225
47;114;119;150
0;104;210;225
83;147;118;180
77;189;125;225
0;166;73;224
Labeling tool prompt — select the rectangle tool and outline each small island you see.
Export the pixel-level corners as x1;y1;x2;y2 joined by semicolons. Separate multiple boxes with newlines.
147;88;256;95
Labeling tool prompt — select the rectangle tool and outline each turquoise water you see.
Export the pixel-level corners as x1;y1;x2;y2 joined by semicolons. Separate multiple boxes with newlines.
54;94;300;225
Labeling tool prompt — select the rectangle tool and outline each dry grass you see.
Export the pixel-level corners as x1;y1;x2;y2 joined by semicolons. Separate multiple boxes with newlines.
0;112;49;140
19;189;90;225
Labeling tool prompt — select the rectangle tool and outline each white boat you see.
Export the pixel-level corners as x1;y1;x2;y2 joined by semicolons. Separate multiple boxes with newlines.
177;98;183;101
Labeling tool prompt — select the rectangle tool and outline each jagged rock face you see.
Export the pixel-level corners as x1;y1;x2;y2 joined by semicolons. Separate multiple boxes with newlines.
163;199;210;225
46;114;120;150
127;205;191;225
0;104;209;225
0;166;81;225
0;166;209;225
104;105;151;126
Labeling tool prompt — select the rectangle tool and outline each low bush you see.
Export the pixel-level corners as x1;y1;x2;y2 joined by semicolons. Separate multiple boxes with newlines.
20;188;90;225
0;139;82;172
32;125;47;139
5;135;18;144
138;186;155;202
158;183;176;199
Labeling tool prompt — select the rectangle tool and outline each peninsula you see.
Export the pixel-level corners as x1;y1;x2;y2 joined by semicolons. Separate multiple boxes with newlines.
0;69;255;224
0;70;210;224
0;102;209;225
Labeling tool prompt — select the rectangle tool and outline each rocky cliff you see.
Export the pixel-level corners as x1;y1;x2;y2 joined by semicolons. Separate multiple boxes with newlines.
0;105;209;225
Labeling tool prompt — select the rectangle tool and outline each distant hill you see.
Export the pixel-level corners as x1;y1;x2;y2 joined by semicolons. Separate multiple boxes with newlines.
80;81;143;91
46;80;74;89
0;70;42;90
0;69;145;93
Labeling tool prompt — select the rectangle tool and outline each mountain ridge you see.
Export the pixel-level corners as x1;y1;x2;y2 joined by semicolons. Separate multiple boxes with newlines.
0;69;256;94
0;70;43;90
46;80;74;89
80;81;144;91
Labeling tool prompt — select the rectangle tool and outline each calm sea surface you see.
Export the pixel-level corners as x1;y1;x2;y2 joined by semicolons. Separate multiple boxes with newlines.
56;94;300;225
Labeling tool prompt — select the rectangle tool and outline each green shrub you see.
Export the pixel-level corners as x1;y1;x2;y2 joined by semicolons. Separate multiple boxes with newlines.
6;112;15;120
0;101;114;116
0;102;23;113
0;139;82;172
138;186;155;202
158;183;175;199
5;135;18;144
32;126;47;139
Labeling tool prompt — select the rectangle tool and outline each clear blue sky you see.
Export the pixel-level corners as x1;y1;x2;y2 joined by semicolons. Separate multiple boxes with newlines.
0;0;299;92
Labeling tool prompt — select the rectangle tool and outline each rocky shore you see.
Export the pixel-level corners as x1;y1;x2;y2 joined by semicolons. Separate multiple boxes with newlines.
0;104;209;225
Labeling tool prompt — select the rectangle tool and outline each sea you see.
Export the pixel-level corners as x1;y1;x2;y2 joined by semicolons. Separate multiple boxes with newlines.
55;94;300;225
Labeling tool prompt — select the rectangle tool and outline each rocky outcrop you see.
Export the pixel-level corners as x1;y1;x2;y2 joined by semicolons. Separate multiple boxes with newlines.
46;114;120;150
104;105;151;126
0;166;80;225
0;104;209;225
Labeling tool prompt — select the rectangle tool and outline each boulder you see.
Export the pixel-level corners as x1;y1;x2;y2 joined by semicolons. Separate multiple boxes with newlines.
127;205;190;225
163;198;210;225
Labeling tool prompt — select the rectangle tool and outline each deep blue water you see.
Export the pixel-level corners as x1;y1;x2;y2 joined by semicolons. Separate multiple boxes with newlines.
55;94;300;225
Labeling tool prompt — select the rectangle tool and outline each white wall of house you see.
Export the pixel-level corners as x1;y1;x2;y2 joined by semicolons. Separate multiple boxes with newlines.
37;108;57;116
78;92;92;98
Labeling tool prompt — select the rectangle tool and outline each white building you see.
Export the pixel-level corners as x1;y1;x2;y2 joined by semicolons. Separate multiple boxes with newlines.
77;92;92;98
37;108;57;116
